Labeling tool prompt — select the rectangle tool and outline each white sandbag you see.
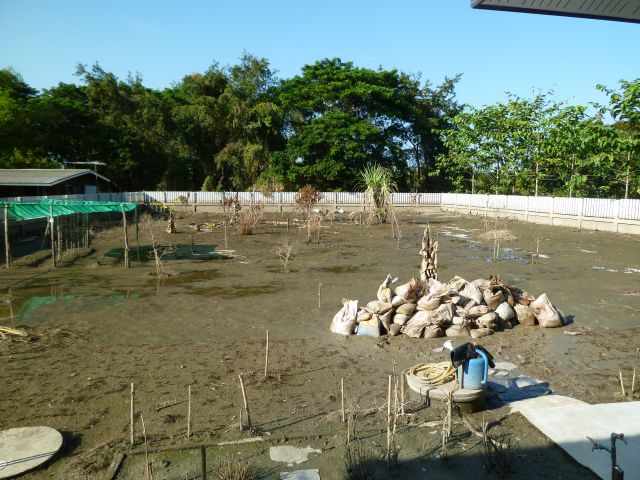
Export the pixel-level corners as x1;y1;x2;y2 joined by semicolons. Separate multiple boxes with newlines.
431;302;455;327
445;325;470;337
395;278;420;302
365;300;392;314
396;303;416;316
486;291;506;311
357;309;372;322
403;310;432;337
514;304;536;326
467;305;490;318
379;309;393;332
495;302;515;322
417;295;440;311
446;275;467;292
470;327;493;339
531;293;563;328
393;313;410;326
377;274;398;303
462;282;483;305
424;325;445;338
330;299;358;335
391;295;407;307
472;278;490;290
477;311;498;328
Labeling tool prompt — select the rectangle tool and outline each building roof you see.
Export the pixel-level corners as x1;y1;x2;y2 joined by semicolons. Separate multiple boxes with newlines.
0;169;110;187
471;0;640;24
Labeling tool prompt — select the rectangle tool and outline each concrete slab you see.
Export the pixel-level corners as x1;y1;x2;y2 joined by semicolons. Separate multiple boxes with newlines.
511;396;640;479
269;445;321;466
0;426;63;479
280;468;321;480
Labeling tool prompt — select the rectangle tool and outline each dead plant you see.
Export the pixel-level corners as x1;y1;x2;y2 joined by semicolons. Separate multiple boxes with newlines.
344;442;379;480
234;205;263;235
141;214;175;286
212;457;259;480
295;185;323;218
481;420;516;479
306;215;324;244
272;238;294;272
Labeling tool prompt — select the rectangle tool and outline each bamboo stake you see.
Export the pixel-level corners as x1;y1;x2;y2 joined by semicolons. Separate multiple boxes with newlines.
264;330;269;379
400;374;405;417
632;347;639;397
386;375;392;463
619;371;626;398
4;207;11;268
239;374;252;431
341;378;345;423
286;216;290;233
223;220;228;250
318;283;322;310
187;385;192;438
200;445;207;480
130;383;135;445
140;413;153;480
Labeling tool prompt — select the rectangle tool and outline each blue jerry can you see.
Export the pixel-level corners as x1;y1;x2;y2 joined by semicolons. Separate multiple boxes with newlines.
458;348;489;390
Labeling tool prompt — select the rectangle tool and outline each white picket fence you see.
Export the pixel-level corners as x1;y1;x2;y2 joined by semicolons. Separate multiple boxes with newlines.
3;191;640;223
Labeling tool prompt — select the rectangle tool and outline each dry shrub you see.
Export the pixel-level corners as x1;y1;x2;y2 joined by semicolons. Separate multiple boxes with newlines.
344;442;379;480
482;430;516;479
212;457;259;480
306;215;324;244
234;205;263;235
272;237;294;272
479;229;518;242
295;185;323;216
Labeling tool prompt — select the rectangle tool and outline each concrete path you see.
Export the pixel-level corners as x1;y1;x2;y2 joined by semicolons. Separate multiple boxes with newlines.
510;395;640;479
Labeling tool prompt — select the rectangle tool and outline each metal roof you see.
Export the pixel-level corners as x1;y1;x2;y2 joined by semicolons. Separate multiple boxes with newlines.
0;169;110;187
471;0;640;24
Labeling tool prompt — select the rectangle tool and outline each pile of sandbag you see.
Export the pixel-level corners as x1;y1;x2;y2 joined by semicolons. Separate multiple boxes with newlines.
330;274;564;339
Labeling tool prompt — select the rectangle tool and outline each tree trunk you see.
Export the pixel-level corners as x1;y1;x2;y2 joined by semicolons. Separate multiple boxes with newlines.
4;207;10;269
625;155;631;200
535;162;539;197
122;208;130;268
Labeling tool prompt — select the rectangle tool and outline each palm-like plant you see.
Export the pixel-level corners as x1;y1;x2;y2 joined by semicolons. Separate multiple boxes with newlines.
357;164;397;223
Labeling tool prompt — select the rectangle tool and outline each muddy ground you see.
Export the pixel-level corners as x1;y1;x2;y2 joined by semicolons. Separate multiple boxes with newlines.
1;208;639;479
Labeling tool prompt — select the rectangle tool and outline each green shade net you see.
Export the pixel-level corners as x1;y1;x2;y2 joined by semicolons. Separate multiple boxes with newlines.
0;198;137;220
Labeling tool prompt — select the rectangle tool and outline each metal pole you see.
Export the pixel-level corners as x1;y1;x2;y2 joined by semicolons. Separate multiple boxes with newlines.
49;206;56;267
122;207;130;268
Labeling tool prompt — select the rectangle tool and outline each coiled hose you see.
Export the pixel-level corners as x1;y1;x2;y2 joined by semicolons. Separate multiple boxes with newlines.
403;362;456;387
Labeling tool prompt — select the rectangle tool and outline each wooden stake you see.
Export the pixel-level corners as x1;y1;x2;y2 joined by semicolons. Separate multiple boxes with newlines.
264;330;269;379
223;220;228;250
187;385;192;438
130;383;135;445
400;374;405;417
140;413;153;480
239;374;252;430
286;216;290;232
122;207;130;268
386;375;392;463
200;445;207;480
632;348;639;396
4;207;10;269
318;283;322;310
341;377;345;423
619;371;626;398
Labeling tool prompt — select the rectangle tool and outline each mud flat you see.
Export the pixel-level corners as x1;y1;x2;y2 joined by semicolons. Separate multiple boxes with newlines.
1;210;638;479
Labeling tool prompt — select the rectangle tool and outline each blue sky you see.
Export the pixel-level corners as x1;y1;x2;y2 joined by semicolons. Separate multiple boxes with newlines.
1;0;638;109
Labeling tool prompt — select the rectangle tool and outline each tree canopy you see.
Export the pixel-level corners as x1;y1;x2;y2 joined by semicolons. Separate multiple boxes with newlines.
0;57;638;198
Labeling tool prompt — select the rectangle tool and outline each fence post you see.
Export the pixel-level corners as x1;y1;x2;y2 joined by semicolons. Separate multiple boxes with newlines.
578;198;584;230
485;195;489;217
614;199;620;233
525;196;530;222
550;197;555;226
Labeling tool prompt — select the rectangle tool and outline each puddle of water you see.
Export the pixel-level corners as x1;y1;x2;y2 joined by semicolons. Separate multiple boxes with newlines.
104;244;228;262
313;266;361;274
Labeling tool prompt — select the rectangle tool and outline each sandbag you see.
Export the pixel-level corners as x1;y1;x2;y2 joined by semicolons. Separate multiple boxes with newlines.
356;318;381;337
472;278;490;290
431;302;455;327
403;310;432;337
514;289;535;306
365;300;392;315
379;309;393;332
377;274;398;303
486;291;506;311
445;325;470;337
417;295;440;311
393;313;410;326
424;325;445;338
514;304;536;326
467;305;490;318
356;309;372;322
391;295;407;307
477;311;498;329
462;281;483;305
396;302;417;316
330;299;358;335
471;327;493;339
395;278;420;303
446;276;467;292
531;293;563;328
495;302;515;322
388;324;402;336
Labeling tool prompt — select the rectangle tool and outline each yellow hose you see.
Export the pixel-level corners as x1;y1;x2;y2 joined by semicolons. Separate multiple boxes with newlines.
403;362;456;386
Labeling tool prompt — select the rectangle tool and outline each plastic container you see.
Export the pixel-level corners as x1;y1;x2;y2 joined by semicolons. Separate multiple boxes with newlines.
457;348;488;390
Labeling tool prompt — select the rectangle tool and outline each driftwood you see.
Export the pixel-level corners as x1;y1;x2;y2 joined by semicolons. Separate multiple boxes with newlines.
419;225;438;285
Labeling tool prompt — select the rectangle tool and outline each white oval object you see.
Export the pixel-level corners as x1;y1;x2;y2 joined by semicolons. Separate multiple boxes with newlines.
393;313;410;326
395;278;420;302
417;295;440;311
0;426;63;479
467;305;490;318
391;295;407;307
477;311;498;328
446;275;467;292
330;299;359;335
495;302;515;322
